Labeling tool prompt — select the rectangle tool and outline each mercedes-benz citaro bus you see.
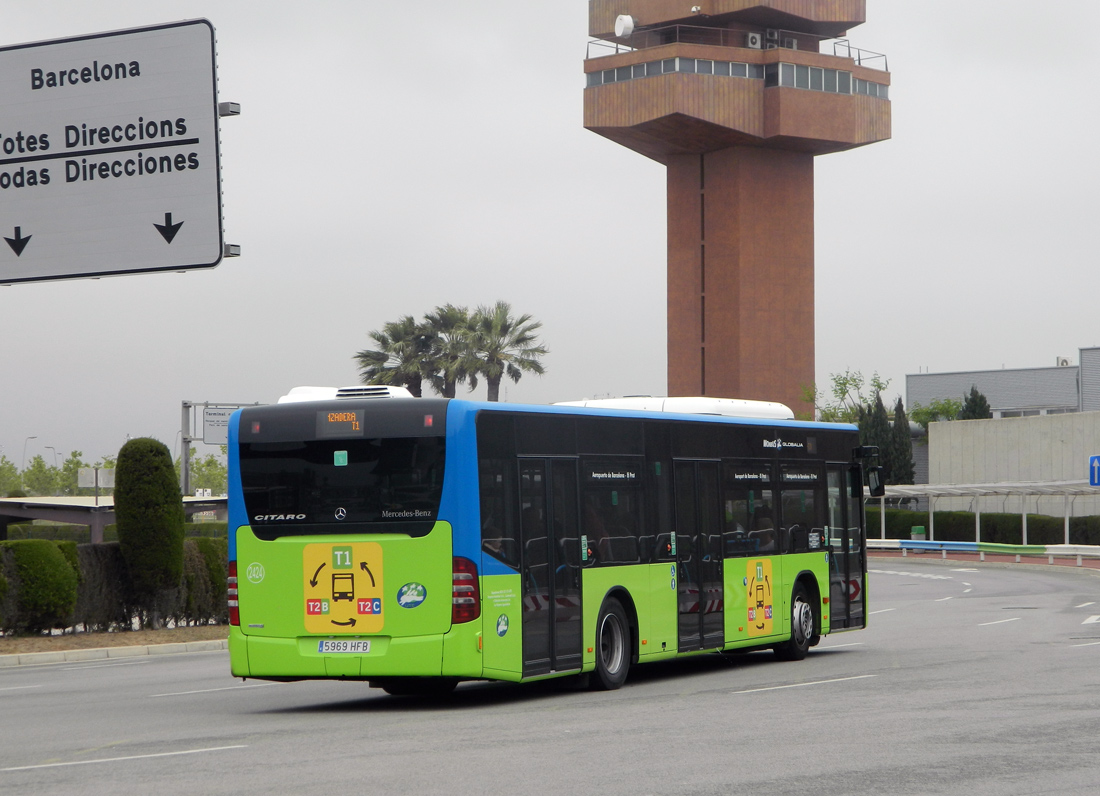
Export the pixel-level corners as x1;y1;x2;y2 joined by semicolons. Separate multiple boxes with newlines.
227;387;881;696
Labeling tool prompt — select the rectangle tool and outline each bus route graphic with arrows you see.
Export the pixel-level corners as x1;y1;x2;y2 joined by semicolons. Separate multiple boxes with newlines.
302;542;384;634
746;559;774;637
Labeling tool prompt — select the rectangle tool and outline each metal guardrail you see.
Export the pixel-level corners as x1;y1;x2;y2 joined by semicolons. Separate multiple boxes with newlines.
868;539;1100;565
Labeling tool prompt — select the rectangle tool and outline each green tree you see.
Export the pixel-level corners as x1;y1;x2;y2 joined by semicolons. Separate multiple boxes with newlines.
115;438;185;628
0;456;19;497
186;450;228;495
22;455;58;497
815;369;890;423
355;315;434;397
909;397;963;432
959;385;992;420
58;451;87;496
468;301;548;402
423;304;477;398
889;397;915;485
859;392;893;480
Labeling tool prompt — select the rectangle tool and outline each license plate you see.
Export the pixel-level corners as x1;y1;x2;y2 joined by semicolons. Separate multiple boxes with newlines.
318;640;370;654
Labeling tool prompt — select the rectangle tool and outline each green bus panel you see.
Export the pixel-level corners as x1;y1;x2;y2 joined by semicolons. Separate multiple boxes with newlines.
479;573;524;680
232;523;456;680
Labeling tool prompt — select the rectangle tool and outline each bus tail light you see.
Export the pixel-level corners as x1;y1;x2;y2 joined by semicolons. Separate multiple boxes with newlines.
228;560;240;626
452;556;480;624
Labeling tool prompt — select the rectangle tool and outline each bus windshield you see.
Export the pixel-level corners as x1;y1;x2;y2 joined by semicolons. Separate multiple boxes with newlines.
239;436;445;539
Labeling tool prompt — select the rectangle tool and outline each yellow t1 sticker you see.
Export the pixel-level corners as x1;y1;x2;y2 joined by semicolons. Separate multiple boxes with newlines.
303;542;384;634
747;559;773;637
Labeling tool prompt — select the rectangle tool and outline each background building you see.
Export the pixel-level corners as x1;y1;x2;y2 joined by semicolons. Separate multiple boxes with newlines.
583;1;891;414
905;348;1100;515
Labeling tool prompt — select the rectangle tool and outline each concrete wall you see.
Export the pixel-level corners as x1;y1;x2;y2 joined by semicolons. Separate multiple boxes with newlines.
928;411;1100;516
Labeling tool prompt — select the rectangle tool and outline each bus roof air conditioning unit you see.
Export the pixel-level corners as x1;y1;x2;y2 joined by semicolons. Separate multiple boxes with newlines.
745;31;763;49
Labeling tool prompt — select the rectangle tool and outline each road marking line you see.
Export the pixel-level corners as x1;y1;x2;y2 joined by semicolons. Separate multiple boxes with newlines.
964;589;973;594
732;674;876;695
821;642;864;649
952;569;979;573
979;618;1021;626
870;608;895;615
1077;602;1097;608
62;660;150;671
0;745;248;772
149;683;276;698
1081;616;1100;625
0;685;43;693
936;597;953;602
1071;641;1100;648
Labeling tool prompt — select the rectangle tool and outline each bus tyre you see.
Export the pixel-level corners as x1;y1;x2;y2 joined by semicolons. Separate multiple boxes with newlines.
774;582;814;662
592;597;630;690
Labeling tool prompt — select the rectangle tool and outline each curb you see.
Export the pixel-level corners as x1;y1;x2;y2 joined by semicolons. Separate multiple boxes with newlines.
0;639;227;668
868;552;1100;578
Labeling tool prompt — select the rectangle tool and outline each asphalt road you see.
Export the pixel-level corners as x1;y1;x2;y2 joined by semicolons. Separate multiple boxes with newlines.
3;560;1100;795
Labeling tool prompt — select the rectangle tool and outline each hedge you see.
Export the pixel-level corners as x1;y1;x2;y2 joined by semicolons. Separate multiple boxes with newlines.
73;543;130;632
6;522;227;544
0;540;79;634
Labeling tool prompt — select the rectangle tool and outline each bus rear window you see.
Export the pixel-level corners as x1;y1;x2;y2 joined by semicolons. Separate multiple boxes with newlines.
240;436;444;539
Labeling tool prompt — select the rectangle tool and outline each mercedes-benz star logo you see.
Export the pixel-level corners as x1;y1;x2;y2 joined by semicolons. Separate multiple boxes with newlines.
335;507;347;521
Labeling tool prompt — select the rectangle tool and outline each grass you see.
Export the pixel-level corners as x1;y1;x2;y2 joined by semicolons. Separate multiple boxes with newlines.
0;625;228;655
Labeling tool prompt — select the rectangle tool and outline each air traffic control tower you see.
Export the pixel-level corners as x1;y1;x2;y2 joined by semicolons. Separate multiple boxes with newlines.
584;1;890;413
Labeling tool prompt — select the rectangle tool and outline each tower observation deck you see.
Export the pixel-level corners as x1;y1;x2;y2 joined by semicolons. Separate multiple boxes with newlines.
584;1;890;413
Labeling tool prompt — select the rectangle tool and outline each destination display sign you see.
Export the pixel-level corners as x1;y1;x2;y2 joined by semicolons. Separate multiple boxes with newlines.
0;20;223;284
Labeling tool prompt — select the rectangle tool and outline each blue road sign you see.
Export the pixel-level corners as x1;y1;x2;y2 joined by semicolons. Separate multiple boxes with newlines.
1091;456;1100;487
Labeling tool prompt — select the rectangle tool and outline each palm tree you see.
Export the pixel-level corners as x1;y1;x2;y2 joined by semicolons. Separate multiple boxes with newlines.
423;304;477;398
468;301;548;402
354;315;434;397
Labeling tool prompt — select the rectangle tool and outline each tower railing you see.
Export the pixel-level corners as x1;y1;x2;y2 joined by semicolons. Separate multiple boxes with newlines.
587;25;888;72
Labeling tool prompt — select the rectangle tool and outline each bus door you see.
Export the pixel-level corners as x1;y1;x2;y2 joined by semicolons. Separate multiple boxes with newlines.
518;458;583;676
674;461;724;652
826;466;866;629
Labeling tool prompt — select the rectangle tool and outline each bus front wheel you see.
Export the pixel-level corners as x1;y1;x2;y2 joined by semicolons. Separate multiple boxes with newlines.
592;597;630;690
773;582;814;662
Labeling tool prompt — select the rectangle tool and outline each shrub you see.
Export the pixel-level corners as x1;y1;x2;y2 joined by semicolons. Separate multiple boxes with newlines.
171;540;214;627
115;438;185;628
6;524;91;544
194;536;228;623
74;543;130;632
0;540;79;634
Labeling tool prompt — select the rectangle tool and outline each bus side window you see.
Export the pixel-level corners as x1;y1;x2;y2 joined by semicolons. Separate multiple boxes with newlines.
479;457;519;568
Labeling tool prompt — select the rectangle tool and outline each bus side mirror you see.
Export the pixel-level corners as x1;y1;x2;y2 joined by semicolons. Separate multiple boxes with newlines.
866;466;885;498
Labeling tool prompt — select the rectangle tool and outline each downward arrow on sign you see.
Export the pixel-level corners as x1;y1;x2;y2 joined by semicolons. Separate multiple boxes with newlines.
154;213;184;244
4;227;31;257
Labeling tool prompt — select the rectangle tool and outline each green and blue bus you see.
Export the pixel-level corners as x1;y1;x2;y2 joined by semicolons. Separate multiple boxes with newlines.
227;389;876;695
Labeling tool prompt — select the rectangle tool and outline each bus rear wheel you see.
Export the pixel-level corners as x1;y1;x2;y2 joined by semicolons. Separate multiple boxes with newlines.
773;582;814;662
592;597;630;690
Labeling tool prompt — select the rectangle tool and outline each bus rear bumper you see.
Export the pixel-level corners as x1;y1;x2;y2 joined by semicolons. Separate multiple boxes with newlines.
230;627;457;680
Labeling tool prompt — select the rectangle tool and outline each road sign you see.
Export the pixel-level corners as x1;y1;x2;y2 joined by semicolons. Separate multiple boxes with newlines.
202;406;235;445
0;20;223;284
1090;456;1100;487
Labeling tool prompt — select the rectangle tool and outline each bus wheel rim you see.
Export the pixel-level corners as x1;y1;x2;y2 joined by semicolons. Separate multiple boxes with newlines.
600;614;624;673
792;599;812;645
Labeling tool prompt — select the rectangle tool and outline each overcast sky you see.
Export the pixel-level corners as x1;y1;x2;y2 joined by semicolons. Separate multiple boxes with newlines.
1;1;1097;470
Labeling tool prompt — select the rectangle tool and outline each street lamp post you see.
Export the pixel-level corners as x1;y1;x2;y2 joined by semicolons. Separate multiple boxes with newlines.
21;436;37;492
